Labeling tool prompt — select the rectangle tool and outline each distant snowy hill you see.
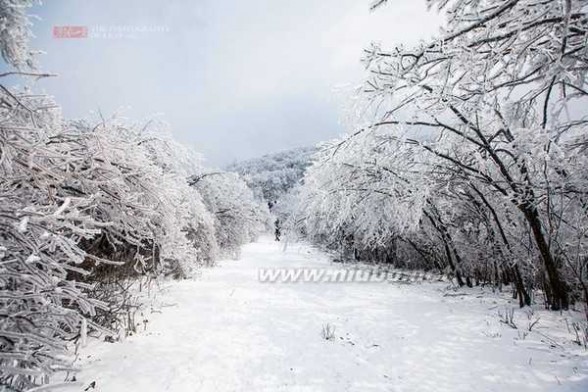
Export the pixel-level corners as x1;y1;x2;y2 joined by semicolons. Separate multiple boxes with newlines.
226;146;317;203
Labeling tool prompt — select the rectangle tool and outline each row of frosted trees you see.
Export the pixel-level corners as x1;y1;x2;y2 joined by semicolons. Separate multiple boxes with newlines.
294;0;588;311
0;88;268;390
0;2;268;390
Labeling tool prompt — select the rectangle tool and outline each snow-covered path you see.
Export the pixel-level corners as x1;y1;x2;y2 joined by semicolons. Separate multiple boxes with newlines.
58;238;588;392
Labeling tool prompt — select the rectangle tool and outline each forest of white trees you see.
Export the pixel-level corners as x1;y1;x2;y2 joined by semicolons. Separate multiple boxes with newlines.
227;147;316;226
0;1;268;390
227;147;316;203
293;0;588;311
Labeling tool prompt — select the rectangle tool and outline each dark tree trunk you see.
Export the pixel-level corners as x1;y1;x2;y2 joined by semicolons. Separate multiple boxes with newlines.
424;210;466;287
469;185;532;307
521;205;569;310
513;264;531;307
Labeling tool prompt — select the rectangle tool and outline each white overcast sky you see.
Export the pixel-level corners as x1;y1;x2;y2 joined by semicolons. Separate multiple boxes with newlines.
24;0;442;165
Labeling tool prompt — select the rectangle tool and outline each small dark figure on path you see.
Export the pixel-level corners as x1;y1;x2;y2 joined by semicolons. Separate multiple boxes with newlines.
274;219;281;241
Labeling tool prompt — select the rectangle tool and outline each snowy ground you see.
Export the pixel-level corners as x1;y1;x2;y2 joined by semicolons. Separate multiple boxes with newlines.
53;237;588;392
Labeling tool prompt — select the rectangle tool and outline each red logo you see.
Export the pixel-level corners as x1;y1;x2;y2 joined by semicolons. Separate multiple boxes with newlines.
53;26;88;39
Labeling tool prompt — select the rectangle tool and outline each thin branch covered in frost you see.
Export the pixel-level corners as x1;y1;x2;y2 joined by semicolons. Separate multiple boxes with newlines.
0;0;40;69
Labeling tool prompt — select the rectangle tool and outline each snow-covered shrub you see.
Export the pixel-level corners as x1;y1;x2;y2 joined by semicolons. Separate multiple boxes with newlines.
190;172;269;258
321;323;336;341
0;89;117;390
0;89;220;389
49;118;218;280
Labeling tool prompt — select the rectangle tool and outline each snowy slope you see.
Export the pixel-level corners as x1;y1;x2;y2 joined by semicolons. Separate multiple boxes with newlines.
52;237;588;392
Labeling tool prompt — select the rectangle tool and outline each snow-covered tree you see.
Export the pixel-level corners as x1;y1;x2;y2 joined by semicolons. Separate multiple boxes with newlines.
63;119;218;278
296;0;588;310
190;171;270;259
0;89;112;389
